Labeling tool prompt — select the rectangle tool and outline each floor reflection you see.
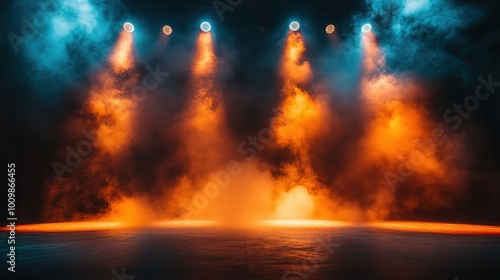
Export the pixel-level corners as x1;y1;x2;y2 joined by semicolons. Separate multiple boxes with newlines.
4;223;500;280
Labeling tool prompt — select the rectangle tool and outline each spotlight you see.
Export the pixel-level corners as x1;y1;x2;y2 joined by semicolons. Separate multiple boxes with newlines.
163;25;173;35
123;22;134;33
325;24;335;34
361;23;372;33
200;22;211;32
289;21;300;32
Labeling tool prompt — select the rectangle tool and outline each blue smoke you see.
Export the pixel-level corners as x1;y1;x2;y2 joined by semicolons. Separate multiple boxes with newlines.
10;0;127;94
360;0;484;77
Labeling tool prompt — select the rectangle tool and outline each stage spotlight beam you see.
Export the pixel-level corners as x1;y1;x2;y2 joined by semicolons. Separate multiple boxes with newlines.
200;22;212;32
123;22;134;33
361;23;372;33
163;25;173;35
289;21;300;32
326;24;335;34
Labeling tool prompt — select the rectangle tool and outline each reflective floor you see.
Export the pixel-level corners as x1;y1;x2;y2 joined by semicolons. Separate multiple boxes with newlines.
3;224;500;280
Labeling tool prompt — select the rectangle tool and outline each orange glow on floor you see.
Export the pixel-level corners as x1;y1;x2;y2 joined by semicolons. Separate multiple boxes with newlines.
261;220;351;228
14;222;127;232
151;220;220;228
7;220;500;234
9;221;218;233
370;221;500;235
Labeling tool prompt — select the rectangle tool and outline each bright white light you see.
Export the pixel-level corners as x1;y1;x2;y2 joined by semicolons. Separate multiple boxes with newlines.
325;24;335;34
404;0;429;14
361;23;372;33
163;25;173;35
123;22;134;33
289;21;300;32
200;22;211;32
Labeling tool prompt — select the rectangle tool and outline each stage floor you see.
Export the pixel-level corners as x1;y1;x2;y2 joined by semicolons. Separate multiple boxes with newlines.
3;225;500;280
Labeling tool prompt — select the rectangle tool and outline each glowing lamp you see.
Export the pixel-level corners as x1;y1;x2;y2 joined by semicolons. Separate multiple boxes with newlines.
200;22;212;32
163;25;173;35
289;21;300;32
326;24;335;34
123;22;134;33
361;23;372;33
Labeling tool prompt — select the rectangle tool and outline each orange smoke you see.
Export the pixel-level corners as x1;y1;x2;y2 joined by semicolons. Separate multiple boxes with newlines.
166;31;236;222
193;32;216;77
38;28;475;228
109;31;134;73
361;32;383;75
353;32;466;220
274;186;314;219
86;73;136;155
87;30;137;155
182;31;229;170
275;32;323;160
281;32;312;85
44;31;139;222
271;32;334;220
